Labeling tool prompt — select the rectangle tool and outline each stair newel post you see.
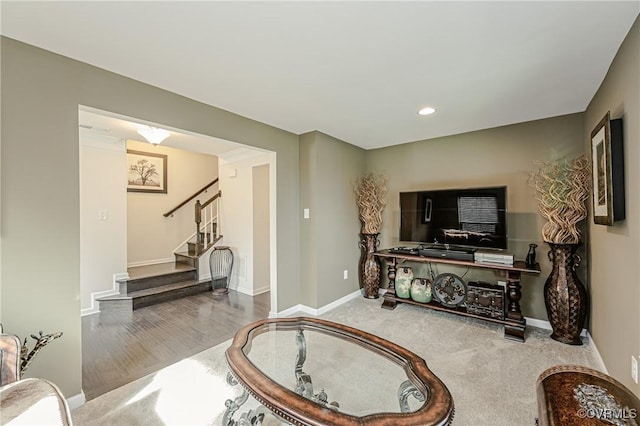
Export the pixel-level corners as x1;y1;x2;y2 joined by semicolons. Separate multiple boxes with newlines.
208;203;214;242
204;201;209;247
216;190;221;239
195;200;203;246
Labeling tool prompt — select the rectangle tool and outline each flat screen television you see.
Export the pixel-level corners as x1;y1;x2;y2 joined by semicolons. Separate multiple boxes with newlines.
399;186;507;250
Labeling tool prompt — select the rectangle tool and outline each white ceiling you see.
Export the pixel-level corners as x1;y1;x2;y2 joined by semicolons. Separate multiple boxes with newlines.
2;1;638;149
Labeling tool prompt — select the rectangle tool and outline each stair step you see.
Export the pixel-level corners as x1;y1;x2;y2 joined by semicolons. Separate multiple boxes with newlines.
97;243;227;314
98;280;212;311
118;268;197;294
132;280;213;309
175;252;198;260
128;280;200;297
174;253;197;268
186;236;224;256
120;262;196;281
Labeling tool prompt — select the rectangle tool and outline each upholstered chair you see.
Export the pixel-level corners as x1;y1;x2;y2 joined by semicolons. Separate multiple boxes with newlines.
0;325;21;386
0;326;73;425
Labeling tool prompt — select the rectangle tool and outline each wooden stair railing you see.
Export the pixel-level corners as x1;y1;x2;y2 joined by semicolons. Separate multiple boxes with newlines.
163;178;219;218
194;190;222;254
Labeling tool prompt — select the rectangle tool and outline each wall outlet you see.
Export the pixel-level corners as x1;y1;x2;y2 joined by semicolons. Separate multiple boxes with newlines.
303;208;310;219
343;270;348;280
632;356;638;384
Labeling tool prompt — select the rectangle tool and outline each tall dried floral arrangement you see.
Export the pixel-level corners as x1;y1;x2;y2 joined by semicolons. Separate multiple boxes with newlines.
529;155;590;244
354;173;388;234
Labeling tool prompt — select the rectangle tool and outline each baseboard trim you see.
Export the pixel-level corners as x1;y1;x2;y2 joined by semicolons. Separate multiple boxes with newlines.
270;304;302;318
66;390;86;410
525;317;588;338
271;289;362;318
526;318;606;371
252;285;270;296
586;330;608;373
224;284;268;296
81;272;128;317
230;284;253;296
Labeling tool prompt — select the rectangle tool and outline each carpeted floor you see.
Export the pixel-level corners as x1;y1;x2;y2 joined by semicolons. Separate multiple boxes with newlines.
72;297;602;425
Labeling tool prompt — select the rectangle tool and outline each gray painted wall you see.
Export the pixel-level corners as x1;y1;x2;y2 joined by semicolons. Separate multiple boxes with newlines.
299;131;365;308
252;164;271;291
365;113;585;321
299;133;318;307
315;132;366;306
1;37;300;397
584;16;639;395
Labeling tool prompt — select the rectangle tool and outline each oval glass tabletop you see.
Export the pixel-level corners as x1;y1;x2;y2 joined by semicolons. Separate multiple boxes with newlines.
224;317;454;425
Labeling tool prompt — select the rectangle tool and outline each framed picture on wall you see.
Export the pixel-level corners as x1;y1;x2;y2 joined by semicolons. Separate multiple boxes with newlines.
590;111;624;225
127;150;168;193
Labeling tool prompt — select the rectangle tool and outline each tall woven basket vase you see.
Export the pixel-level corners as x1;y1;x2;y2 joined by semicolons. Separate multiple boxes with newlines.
359;233;381;299
544;243;589;345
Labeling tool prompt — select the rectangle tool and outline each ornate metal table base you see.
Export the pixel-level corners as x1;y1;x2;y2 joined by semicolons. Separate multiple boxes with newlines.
294;330;340;410
223;329;341;425
223;373;266;426
398;380;427;413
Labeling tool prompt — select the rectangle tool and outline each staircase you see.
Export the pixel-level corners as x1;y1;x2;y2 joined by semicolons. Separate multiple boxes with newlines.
96;262;207;311
97;187;224;313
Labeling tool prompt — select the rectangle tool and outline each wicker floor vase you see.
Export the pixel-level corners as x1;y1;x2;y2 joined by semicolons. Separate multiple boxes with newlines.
359;233;381;299
544;242;588;345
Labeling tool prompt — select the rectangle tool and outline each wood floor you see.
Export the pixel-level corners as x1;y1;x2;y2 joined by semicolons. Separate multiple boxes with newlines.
81;290;270;400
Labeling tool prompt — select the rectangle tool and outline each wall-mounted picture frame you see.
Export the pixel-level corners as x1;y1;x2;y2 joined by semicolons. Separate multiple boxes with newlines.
590;112;624;225
127;150;167;193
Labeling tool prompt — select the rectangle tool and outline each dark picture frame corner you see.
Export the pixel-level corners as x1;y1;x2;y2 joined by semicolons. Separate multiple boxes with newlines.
590;111;624;226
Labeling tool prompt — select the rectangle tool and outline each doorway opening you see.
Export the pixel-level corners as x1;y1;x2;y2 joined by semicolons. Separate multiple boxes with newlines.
78;106;277;399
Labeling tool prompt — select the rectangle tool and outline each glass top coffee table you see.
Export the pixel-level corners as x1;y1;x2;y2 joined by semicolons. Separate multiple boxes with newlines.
223;317;454;425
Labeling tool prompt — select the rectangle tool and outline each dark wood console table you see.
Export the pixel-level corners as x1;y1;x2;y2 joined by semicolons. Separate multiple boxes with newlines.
374;249;540;342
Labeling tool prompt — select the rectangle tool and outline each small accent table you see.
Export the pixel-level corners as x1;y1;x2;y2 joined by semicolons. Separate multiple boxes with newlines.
374;250;540;342
224;316;454;425
536;365;640;425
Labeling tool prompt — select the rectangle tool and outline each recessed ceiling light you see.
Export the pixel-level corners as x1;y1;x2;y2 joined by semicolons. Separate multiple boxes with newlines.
418;107;436;116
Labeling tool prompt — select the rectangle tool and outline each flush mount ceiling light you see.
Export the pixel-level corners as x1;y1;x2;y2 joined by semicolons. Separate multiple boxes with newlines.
137;125;171;145
418;107;436;116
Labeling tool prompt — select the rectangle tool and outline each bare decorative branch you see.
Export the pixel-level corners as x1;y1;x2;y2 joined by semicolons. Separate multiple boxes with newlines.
20;331;63;376
354;174;388;234
528;155;590;244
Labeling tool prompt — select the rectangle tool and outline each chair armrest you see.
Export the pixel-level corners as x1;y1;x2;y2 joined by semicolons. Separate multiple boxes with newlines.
0;378;72;425
1;333;22;386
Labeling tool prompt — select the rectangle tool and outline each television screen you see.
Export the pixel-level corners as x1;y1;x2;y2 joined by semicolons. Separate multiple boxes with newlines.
399;186;507;249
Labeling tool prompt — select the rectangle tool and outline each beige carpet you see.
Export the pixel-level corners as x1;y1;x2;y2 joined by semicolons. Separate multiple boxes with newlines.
72;297;602;425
